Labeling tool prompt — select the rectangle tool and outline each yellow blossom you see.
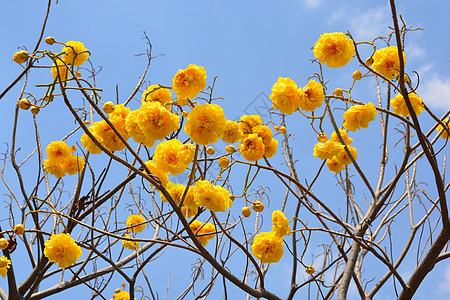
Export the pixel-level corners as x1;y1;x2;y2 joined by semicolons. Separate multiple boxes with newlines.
194;180;232;212
122;234;140;250
326;157;344;173
335;145;358;166
251;232;284;263
222;120;244;143
51;62;70;81
46;141;74;161
372;46;406;80
190;220;216;246
272;210;291;238
62;156;85;176
239;114;263;135
44;233;82;268
239;133;265;161
390;93;424;117
124;109;155;147
330;129;353;145
300;80;325;112
126;214;146;233
0;256;11;278
62;41;89;66
184;103;227;145
153;140;195;176
44;158;66;178
134;102;180;141
436;119;449;139
172;64;207;99
270;77;303;114
313;32;354;68
264;138;278;159
142;85;172;105
313;141;344;160
112;290;131;300
252;124;273;146
343;102;378;131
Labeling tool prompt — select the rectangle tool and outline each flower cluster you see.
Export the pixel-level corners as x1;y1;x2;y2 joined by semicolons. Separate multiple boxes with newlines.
126;214;146;233
172;64;207;99
313;129;357;173
44;141;85;178
193;180;232;212
184;103;227;145
313;32;354;68
270;77;302;114
343;102;378;131
222;120;244;144
0;256;11;278
153;139;195;176
390;92;424;117
371;46;406;80
159;181;198;218
190;220;216;246
43;233;82;268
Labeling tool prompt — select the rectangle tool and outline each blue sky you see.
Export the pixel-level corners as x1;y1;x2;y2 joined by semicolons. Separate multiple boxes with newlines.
1;0;449;299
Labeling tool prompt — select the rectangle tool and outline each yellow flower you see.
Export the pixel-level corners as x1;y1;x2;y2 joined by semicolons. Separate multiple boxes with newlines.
185;103;227;145
159;181;187;204
62;41;89;66
108;104;130;121
153;139;195;176
0;238;8;250
51;62;70;81
12;50;29;64
272;210;291;238
390;93;424;117
126;214;146;233
142;85;172;105
218;156;230;168
159;183;198;215
372;46;406;80
144;160;169;189
44;233;82;268
122;234;140;250
112;290;130;300
252;124;273;146
80;125;103;154
300;80;325;112
335;145;358;166
62;156;85;176
264;138;278;159
194;180;232;212
44;158;66;178
124;109;155;147
172;64;207;99
81;119;130;153
313;32;354;68
330;129;353;145
326;157;344;173
133;102;180;141
190;220;216;246
239;114;263;135
14;224;25;235
0;256;11;278
436;119;449;139
251;232;284;263
313;141;343;160
46;141;74;161
222;120;244;143
239;133;265;161
343;102;378;131
270;77;303;114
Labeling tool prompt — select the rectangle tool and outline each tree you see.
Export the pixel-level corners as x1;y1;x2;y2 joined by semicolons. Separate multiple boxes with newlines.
1;0;448;299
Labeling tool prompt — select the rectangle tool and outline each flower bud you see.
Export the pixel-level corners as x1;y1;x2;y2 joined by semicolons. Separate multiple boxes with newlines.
218;156;230;168
14;224;25;235
13;50;29;64
19;99;31;110
75;71;81;78
241;206;251;217
279;126;287;134
252;201;265;212
181;111;189;118
274;125;280;131
365;57;374;66
305;265;315;275
83;120;90;125
103;101;115;114
334;88;344;97
225;145;236;154
44;95;54;103
352;70;362;80
206;147;215;155
0;238;8;250
45;36;55;45
317;133;328;142
31;107;40;115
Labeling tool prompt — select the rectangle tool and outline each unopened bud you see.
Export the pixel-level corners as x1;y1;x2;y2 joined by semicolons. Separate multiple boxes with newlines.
83;120;90;125
306;265;315;275
317;133;328;142
30;106;40;115
75;71;81;78
218;156;230;168
45;36;55;45
365;57;374;66
352;70;362;80
206;147;215;155
19;99;31;110
225;145;236;154
103;101;115;114
252;201;265;212
181;111;189;118
274;125;280;131
334;88;344;97
279;126;287;134
13;50;29;64
241;206;251;217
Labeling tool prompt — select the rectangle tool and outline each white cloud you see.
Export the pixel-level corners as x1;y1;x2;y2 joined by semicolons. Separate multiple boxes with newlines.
303;0;324;9
405;43;425;59
349;7;390;40
419;74;450;110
